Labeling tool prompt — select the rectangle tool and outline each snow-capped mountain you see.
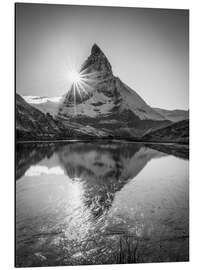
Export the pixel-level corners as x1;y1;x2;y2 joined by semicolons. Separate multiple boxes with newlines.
58;44;165;121
57;44;170;137
20;44;189;139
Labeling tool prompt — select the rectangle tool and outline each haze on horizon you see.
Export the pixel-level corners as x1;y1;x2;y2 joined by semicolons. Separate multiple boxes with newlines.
16;4;189;110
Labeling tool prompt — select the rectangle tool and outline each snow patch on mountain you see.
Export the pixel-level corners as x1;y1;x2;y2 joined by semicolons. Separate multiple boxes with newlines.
23;95;64;115
23;96;63;104
59;91;115;118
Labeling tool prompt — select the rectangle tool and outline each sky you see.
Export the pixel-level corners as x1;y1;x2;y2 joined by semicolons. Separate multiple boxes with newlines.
16;4;189;110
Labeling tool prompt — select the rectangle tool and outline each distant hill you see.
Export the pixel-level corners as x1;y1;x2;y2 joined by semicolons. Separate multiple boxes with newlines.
16;93;64;140
153;108;189;122
142;120;189;143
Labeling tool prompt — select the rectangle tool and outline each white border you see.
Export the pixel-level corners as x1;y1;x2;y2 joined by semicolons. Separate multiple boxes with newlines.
0;0;203;269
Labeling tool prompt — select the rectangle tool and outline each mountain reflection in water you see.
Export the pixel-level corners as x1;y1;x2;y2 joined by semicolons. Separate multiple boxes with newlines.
16;141;189;267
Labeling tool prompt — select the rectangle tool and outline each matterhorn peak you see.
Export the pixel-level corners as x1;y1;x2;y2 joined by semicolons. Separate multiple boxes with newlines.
91;43;104;55
56;42;170;138
80;43;112;75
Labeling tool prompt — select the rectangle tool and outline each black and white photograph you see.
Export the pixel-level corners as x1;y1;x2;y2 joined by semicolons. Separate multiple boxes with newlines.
15;3;189;267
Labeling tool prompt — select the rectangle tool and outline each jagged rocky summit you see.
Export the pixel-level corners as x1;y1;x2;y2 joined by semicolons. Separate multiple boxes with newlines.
57;44;170;138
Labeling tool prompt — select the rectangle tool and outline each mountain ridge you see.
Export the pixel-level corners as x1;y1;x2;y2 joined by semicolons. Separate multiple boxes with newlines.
142;119;189;143
16;44;188;142
23;94;189;123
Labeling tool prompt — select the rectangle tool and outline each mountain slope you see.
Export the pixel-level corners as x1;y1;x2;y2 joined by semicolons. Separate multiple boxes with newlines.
23;95;189;124
57;44;170;138
16;93;63;140
142;119;189;143
16;93;111;140
153;108;189;122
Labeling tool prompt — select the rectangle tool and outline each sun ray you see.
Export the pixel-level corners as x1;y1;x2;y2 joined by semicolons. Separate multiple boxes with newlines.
75;82;83;101
66;66;101;114
77;82;90;97
73;83;77;115
80;71;99;77
79;80;94;91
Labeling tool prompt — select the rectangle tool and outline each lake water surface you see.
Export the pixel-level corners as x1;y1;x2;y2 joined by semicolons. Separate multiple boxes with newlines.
16;141;189;267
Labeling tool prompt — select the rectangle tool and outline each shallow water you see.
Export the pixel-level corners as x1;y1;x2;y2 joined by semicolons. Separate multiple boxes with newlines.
15;141;189;266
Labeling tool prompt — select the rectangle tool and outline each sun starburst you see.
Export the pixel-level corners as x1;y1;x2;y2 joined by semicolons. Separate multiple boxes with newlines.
66;66;100;114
